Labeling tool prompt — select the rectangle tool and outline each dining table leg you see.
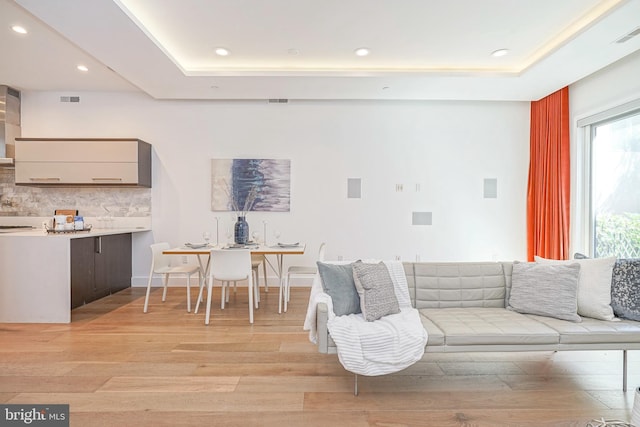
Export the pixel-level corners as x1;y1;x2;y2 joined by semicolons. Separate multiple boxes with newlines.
194;253;212;314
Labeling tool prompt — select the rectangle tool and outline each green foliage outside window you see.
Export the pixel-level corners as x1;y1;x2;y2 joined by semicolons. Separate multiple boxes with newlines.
595;213;640;258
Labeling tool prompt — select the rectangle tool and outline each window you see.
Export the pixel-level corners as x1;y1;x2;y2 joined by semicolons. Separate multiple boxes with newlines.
589;111;640;258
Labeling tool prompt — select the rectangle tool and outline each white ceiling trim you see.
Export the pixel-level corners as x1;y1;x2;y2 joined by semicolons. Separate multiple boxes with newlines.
6;0;640;100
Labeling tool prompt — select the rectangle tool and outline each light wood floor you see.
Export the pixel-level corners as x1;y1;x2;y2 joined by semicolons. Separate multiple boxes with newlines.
1;286;638;427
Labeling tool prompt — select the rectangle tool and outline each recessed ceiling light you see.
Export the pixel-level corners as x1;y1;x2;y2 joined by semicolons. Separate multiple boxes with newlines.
77;65;89;72
11;25;27;34
287;48;300;56
354;47;370;57
491;49;509;57
382;86;390;90
215;47;230;56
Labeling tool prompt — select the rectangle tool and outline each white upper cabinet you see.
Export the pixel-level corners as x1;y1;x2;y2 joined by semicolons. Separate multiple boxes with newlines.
14;139;151;187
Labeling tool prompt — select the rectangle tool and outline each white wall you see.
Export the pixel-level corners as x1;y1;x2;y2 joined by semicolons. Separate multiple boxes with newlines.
20;92;530;285
569;49;640;254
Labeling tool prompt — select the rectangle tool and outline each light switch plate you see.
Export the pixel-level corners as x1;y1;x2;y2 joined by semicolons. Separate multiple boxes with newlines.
484;178;498;198
347;178;361;199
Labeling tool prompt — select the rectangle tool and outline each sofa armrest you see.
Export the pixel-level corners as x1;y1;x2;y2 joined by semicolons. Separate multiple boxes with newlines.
317;302;330;354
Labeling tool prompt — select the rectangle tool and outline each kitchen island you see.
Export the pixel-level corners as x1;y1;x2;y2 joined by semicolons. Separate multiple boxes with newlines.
0;224;150;323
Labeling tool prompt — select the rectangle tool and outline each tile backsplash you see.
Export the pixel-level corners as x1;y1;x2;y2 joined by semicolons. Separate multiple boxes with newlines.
0;168;151;217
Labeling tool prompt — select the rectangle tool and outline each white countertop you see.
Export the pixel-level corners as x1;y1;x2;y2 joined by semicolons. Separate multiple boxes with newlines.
0;216;151;237
0;227;150;238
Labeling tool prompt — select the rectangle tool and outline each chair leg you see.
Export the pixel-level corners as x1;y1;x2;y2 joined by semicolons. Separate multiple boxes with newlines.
248;275;254;324
186;273;192;313
253;270;260;309
253;266;261;304
143;273;153;313
278;275;284;314
205;277;214;325
221;281;226;309
263;260;268;293
284;272;291;313
162;273;169;302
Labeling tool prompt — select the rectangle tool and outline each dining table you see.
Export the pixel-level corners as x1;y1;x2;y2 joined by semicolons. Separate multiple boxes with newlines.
162;243;306;313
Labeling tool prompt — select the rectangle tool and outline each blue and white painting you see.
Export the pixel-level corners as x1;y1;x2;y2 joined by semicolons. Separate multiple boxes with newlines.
211;159;291;212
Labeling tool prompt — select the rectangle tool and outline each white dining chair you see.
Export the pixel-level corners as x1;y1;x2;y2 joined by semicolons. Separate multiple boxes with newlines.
199;249;255;324
280;242;326;313
143;242;202;313
218;254;264;308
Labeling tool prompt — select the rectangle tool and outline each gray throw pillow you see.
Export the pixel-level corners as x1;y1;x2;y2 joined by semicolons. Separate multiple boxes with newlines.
508;261;582;322
611;259;640;321
352;260;400;322
575;253;640;321
317;262;361;316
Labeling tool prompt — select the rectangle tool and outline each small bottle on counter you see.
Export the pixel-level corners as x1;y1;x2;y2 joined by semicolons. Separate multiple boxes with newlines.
74;216;84;230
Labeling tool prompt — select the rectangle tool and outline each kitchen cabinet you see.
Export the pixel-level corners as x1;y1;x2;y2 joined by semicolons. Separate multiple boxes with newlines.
71;233;132;308
14;138;151;187
0;227;149;323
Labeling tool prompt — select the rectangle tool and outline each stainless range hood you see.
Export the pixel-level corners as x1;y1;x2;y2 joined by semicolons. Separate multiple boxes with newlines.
0;85;21;166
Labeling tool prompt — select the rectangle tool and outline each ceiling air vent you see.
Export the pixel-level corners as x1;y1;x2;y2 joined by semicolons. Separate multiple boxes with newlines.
267;99;289;104
615;26;640;43
60;96;80;103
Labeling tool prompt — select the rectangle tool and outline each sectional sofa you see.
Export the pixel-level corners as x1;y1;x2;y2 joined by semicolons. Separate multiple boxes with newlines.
314;261;640;391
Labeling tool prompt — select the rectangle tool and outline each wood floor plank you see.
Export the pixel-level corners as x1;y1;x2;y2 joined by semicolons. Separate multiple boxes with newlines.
70;411;371;427
303;390;609;411
0;361;78;376
0;376;109;393
64;362;200;377
0;287;637;425
0;393;19;403
6;391;303;412
97;376;239;392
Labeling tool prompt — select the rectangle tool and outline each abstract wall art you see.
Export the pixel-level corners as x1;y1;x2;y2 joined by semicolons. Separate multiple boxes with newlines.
211;159;291;212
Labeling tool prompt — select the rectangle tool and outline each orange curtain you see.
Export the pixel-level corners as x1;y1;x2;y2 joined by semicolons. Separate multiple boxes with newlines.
527;86;571;261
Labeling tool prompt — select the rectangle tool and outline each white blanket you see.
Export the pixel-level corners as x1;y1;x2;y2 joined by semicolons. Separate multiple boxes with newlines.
303;260;428;376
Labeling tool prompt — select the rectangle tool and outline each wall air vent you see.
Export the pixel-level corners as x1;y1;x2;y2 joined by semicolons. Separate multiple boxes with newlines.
267;99;289;104
615;26;640;43
60;96;80;103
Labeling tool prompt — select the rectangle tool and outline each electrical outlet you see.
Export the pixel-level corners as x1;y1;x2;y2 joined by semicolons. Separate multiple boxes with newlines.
337;255;343;261
415;254;421;262
395;255;401;261
182;256;188;264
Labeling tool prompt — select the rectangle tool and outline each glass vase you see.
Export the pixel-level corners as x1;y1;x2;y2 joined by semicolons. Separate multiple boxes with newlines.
234;216;249;244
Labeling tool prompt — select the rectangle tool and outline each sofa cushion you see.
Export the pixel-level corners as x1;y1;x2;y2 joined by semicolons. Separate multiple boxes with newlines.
508;261;582;322
317;262;361;316
411;262;506;309
418;312;445;346
352;260;400;321
420;307;559;346
526;314;640;344
535;255;616;321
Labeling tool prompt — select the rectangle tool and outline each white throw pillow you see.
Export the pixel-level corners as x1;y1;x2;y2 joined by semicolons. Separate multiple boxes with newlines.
534;255;616;321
